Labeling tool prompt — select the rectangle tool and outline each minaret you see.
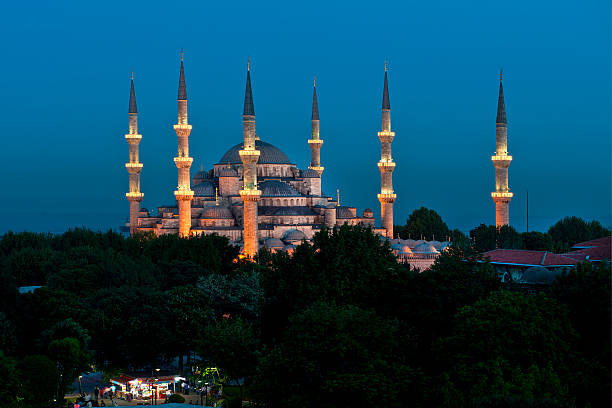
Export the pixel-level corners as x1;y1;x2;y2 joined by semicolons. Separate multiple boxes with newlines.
377;62;396;238
491;70;513;227
173;50;194;237
239;59;261;258
125;73;144;236
308;76;324;176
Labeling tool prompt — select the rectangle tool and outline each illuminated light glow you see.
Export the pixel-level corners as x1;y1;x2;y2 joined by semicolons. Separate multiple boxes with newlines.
491;155;513;161
239;189;262;196
307;139;323;145
491;192;514;198
174;157;193;167
238;149;261;157
125;163;143;169
377;193;397;200
377;161;396;168
173;124;192;130
377;131;395;137
126;192;144;199
124;134;142;140
308;166;324;172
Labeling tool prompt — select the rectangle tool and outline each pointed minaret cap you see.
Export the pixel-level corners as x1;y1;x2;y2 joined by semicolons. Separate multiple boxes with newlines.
382;61;390;110
496;69;506;124
243;57;255;116
311;75;319;120
129;72;137;114
178;49;187;101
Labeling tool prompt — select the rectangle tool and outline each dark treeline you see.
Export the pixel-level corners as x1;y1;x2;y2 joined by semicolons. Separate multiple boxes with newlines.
0;223;610;408
395;208;610;253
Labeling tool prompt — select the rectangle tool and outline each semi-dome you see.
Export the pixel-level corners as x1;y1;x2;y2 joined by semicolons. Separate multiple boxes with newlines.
218;140;292;165
260;180;301;197
263;237;285;249
193;170;209;180
413;243;439;254
194;181;215;197
336;206;355;219
219;167;238;177
301;169;320;178
282;229;307;243
390;243;404;251
201;206;233;219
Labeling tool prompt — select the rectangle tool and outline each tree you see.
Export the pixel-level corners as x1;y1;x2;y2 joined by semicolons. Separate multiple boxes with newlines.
521;232;554;251
198;318;259;400
470;224;522;252
436;291;576;406
548;216;610;253
550;262;611;407
48;337;91;404
0;351;19;408
397;207;451;241
253;303;421;408
17;355;59;408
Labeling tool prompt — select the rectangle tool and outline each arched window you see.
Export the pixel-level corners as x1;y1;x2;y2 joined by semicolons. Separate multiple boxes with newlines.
290;199;294;206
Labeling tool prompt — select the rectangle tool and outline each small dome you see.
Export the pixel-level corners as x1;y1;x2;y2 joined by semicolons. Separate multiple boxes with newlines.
390;243;404;251
301;169;320;178
439;242;451;251
363;208;373;218
260;180;301;197
390;238;402;245
413;243;439;254
282;229;307;243
429;241;443;250
336;206;355;219
194;181;215;197
201;206;233;219
219;167;238;177
263;237;285;249
521;266;560;285
378;235;390;242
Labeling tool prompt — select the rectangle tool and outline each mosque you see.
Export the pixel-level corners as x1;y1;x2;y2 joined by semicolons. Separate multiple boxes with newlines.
124;54;393;257
123;53;512;264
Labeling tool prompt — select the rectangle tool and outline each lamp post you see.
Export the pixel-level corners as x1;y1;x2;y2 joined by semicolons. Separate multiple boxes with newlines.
78;375;82;396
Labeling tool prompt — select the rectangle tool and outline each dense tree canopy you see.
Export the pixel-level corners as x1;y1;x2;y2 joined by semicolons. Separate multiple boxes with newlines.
0;218;609;408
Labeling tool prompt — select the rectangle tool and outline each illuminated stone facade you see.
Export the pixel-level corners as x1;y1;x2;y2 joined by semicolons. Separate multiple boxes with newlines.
491;71;513;227
124;73;143;236
126;61;380;252
377;65;397;238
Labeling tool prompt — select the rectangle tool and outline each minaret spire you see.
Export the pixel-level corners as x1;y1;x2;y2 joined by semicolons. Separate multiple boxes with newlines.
239;59;261;258
125;73;144;236
173;50;194;237
308;75;324;178
491;70;513;227
377;61;396;238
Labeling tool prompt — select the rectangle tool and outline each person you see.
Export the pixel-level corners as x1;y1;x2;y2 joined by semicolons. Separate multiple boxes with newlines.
94;387;100;401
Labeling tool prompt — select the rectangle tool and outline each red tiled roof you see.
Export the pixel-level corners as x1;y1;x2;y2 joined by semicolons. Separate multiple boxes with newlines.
566;236;611;261
482;249;578;266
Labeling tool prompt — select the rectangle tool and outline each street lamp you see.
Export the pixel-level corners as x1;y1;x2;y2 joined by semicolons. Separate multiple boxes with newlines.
78;375;83;396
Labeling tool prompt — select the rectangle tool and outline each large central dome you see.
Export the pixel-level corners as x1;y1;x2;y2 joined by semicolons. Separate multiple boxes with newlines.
217;140;293;165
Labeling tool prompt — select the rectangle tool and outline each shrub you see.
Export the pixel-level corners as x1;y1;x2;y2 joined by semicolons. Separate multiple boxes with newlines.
167;393;186;403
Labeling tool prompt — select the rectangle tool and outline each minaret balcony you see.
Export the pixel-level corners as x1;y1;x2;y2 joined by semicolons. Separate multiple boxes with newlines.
125;133;142;141
173;124;192;137
378;161;396;171
377;193;397;203
239;189;262;202
174;188;194;200
308;166;324;175
126;192;144;200
125;163;143;174
174;157;193;168
378;131;395;143
491;155;512;168
239;149;261;163
308;139;324;145
491;192;513;199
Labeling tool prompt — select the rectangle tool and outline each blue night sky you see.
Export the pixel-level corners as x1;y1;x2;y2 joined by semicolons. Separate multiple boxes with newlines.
0;0;609;234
